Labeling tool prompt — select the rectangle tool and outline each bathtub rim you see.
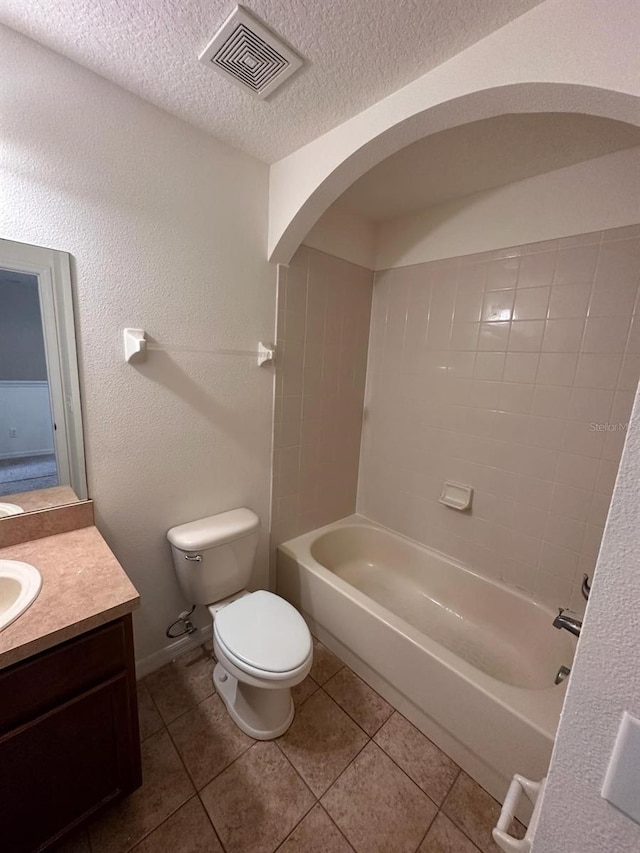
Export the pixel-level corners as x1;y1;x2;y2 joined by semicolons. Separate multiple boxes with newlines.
278;513;573;742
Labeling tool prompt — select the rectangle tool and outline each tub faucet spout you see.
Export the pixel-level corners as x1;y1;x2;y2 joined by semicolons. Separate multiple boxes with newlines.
553;608;582;637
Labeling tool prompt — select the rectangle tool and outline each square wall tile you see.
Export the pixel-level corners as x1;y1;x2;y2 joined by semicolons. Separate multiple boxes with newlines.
485;257;519;291
582;317;631;353
508;320;545;352
513;286;550;320
553;245;599;285
548;283;591;319
504;352;539;383
482;290;514;322
478;321;510;351
574;353;622;389
517;251;556;288
273;247;373;553
541;319;585;353
353;226;638;613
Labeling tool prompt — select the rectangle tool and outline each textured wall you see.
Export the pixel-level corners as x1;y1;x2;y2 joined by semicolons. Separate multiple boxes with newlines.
533;369;640;851
358;225;640;613
0;26;275;664
271;247;373;551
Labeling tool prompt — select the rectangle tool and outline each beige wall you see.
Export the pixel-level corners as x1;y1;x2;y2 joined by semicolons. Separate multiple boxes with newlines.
375;147;640;270
271;247;373;552
304;207;377;270
0;25;275;669
358;225;640;612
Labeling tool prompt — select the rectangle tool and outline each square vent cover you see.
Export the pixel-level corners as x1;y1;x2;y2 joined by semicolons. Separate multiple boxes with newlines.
199;6;303;99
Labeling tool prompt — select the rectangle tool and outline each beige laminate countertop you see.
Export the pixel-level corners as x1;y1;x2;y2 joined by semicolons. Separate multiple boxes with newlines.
0;525;140;670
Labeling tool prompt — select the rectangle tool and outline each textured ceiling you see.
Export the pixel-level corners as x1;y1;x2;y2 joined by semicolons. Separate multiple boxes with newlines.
0;0;544;163
336;113;640;222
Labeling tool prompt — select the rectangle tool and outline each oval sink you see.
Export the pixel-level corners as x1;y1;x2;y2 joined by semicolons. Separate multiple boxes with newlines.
0;560;42;632
0;503;24;518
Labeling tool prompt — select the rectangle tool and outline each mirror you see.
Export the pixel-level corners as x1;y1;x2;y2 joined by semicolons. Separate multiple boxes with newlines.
0;238;87;516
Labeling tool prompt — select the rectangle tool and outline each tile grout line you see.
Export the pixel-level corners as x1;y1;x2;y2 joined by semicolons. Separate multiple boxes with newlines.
135;642;503;853
319;673;395;738
272;724;370;853
315;678;461;817
306;664;493;853
438;770;496;853
138;665;232;853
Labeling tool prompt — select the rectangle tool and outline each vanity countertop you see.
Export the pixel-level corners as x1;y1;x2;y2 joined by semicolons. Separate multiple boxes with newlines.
0;525;140;670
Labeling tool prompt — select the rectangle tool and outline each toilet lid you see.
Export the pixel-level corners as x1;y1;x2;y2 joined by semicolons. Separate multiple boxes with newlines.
214;591;312;674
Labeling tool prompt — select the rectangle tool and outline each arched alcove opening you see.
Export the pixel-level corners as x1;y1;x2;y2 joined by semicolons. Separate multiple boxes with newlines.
270;81;640;812
269;82;640;264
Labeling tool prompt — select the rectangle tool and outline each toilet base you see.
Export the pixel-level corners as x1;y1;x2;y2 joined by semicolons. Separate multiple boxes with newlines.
213;662;295;740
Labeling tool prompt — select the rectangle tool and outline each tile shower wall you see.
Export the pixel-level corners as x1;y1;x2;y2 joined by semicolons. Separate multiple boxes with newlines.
359;225;640;612
272;247;373;548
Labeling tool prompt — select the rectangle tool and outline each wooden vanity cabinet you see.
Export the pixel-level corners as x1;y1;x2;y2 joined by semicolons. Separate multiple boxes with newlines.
0;614;142;852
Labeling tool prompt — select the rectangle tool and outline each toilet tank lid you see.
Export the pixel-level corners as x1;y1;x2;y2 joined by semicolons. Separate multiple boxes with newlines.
167;508;260;551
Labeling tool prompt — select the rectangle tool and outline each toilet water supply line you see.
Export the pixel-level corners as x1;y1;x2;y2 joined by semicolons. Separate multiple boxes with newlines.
166;605;198;639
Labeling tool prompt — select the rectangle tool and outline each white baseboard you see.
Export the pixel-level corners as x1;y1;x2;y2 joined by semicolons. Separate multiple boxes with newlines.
135;624;213;680
0;448;55;460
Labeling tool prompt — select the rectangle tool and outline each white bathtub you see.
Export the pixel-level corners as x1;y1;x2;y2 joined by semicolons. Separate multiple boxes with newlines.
277;515;576;814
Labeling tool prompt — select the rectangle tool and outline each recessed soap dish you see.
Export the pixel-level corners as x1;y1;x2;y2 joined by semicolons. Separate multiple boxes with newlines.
439;482;473;511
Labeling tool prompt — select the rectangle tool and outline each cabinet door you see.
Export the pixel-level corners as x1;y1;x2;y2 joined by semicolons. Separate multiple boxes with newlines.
0;673;137;853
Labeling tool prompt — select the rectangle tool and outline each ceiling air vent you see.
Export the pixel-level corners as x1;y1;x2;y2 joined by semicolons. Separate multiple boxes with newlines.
199;6;303;99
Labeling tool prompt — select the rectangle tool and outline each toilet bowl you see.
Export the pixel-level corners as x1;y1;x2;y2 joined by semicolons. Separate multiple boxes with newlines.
167;509;313;739
210;590;312;738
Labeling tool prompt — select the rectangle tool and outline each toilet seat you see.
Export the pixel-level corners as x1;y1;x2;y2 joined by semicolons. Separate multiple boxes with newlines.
214;590;312;680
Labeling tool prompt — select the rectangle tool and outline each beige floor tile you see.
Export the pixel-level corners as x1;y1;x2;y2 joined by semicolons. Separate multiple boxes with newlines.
321;742;437;853
278;804;354;853
88;729;195;853
168;693;254;789
418;812;481;853
136;680;164;742
200;741;315;853
130;796;223;853
277;690;368;796
292;674;320;706
324;669;393;735
309;639;344;684
145;646;215;724
442;773;524;853
374;713;459;805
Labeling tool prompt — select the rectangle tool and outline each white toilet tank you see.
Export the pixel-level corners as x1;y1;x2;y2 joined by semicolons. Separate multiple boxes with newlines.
167;508;260;605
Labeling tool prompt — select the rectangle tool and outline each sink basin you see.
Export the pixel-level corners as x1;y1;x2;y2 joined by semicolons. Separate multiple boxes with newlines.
0;560;42;632
0;503;24;518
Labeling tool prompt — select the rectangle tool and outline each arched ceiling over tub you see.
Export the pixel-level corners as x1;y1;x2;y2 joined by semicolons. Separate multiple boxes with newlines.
268;0;640;264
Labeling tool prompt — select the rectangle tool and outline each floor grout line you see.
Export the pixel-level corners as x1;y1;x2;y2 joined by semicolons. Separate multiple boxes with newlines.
131;678;228;853
123;640;508;853
318;679;393;739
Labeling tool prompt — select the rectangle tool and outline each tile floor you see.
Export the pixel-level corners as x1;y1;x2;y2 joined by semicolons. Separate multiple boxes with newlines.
57;638;523;853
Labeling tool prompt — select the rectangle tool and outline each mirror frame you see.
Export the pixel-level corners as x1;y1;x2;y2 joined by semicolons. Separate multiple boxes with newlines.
0;238;87;503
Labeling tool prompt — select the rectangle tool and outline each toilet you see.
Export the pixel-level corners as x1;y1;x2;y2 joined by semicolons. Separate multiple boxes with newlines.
167;508;312;739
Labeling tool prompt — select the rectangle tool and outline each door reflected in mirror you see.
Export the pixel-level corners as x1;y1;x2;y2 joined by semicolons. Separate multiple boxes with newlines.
0;239;87;516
